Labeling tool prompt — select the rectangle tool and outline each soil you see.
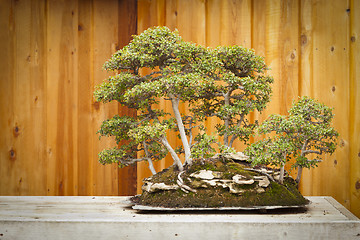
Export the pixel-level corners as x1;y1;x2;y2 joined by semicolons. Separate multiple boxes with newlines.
135;157;309;208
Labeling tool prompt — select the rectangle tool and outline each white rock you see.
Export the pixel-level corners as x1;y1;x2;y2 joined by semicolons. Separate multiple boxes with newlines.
142;182;179;193
202;180;218;187
232;174;245;182
232;175;254;185
190;170;221;180
226;152;249;161
254;176;270;188
211;152;249;161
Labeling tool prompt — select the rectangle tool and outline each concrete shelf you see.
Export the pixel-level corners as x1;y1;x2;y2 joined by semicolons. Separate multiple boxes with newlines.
0;196;359;239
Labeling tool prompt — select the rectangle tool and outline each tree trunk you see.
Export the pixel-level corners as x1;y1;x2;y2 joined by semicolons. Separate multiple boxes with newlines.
280;163;285;184
169;94;192;165
295;166;303;184
296;140;308;184
223;93;230;146
147;158;156;175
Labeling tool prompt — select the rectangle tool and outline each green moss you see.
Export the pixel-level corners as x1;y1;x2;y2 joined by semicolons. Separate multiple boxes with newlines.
146;165;178;185
138;158;309;208
186;160;219;173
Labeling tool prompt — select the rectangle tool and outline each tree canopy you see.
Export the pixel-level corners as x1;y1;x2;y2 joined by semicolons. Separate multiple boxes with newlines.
94;26;274;172
245;96;339;184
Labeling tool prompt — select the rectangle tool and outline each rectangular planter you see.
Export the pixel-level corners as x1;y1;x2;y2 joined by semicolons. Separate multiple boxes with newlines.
0;196;359;239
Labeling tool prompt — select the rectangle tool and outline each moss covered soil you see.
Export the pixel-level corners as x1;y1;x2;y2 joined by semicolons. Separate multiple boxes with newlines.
136;158;309;208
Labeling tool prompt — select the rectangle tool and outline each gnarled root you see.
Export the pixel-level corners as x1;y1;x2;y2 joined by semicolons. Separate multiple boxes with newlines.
177;171;197;193
244;168;275;182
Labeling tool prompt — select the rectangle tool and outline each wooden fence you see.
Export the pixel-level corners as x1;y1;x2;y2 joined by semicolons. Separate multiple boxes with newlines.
0;0;138;196
0;0;359;217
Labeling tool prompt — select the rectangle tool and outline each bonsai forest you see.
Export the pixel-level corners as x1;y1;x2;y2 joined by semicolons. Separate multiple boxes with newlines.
94;27;339;208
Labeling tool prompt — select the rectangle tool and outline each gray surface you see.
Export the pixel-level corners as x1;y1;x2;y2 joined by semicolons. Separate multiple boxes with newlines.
0;196;359;239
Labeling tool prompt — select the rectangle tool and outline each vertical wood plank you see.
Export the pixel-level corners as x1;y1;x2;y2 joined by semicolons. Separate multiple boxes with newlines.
264;0;299;116
117;0;138;196
298;0;314;195
77;0;94;196
137;0;166;31
251;0;267;144
349;0;360;216
0;0;16;195
27;0;48;195
0;0;47;195
263;0;281;117
205;0;221;48
220;0;252;47
46;0;79;196
92;0;120;195
252;0;299;128
301;0;350;208
251;0;266;58
175;0;206;44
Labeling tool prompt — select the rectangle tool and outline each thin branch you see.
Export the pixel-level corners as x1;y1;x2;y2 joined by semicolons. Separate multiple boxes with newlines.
123;157;149;165
229;113;246;148
160;137;183;171
302;149;322;155
143;141;156;175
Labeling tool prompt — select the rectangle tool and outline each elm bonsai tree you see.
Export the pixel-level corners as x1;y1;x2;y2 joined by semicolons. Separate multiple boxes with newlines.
94;26;273;174
245;96;339;185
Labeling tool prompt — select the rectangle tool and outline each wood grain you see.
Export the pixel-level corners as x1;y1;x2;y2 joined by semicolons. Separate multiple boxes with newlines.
0;0;137;196
349;0;360;216
299;0;351;210
117;0;138;196
46;0;79;196
298;0;314;195
92;0;122;196
0;0;47;195
77;0;94;196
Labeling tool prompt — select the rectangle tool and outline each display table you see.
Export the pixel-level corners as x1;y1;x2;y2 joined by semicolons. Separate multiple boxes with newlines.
0;196;359;239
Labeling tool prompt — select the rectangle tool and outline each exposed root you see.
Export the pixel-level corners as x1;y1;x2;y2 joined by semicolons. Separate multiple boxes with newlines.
244;168;275;182
177;171;197;193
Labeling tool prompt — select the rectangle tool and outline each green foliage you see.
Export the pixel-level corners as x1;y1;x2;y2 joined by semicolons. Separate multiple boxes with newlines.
190;133;217;159
94;26;273;171
245;96;339;183
95;26;338;186
245;136;294;167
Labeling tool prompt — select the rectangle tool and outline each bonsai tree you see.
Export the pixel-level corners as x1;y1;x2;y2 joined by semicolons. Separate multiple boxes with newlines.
245;96;339;184
94;26;273;173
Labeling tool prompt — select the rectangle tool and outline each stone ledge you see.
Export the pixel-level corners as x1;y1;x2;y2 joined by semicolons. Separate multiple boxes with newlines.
0;196;359;239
